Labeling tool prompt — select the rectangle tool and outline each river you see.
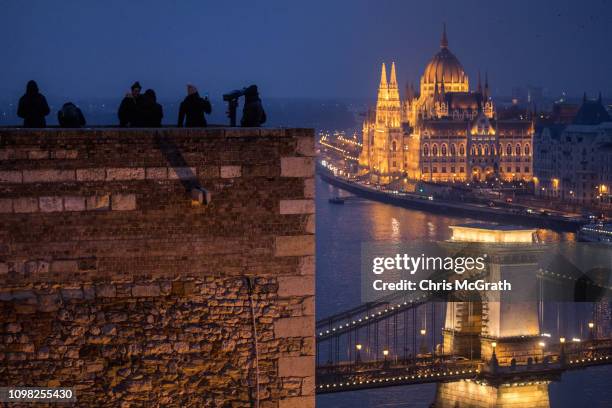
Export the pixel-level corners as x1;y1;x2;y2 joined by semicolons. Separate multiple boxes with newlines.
315;176;612;408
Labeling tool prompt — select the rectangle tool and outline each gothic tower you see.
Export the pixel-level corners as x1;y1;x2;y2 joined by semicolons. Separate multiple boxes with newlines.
360;62;405;183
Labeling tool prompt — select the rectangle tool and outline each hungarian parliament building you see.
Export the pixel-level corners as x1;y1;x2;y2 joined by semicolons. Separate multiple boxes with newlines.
358;25;534;184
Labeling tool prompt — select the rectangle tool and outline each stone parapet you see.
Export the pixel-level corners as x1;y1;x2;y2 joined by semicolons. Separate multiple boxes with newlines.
0;127;315;407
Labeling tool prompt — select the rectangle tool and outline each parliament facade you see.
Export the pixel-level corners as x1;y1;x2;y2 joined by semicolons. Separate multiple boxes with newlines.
359;25;534;184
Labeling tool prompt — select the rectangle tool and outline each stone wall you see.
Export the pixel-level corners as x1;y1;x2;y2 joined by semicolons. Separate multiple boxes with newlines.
0;127;315;407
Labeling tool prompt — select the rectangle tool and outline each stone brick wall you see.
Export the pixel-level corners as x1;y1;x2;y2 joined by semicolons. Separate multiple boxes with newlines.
0;127;315;407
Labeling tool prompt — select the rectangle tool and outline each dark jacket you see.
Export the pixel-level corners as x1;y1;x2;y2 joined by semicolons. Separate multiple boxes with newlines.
58;102;86;128
241;86;266;127
118;95;142;127
178;93;212;127
17;80;50;128
133;89;163;127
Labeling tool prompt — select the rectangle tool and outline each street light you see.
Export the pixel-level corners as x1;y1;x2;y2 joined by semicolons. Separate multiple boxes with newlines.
538;342;546;362
355;344;362;364
491;342;498;361
419;329;428;356
559;337;566;365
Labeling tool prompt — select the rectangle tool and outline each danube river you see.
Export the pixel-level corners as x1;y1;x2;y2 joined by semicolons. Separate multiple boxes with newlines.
315;176;612;408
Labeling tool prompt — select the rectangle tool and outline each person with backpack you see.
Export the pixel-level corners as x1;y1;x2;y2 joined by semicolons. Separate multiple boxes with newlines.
57;102;86;127
178;84;212;127
17;80;50;128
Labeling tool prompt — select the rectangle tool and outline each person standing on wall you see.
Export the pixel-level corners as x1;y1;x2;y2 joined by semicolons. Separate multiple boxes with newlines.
241;85;266;127
134;89;163;127
178;84;212;127
17;80;50;128
118;81;143;126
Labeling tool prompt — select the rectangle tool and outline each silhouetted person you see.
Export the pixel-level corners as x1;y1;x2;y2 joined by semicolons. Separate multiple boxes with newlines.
178;84;211;127
241;85;266;127
57;102;86;128
133;89;163;127
17;80;50;128
118;81;142;126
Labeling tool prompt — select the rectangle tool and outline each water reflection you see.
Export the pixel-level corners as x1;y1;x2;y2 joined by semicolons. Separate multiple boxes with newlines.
391;217;400;242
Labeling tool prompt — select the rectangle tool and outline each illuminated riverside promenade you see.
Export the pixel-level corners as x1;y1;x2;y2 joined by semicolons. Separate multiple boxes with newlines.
317;163;584;231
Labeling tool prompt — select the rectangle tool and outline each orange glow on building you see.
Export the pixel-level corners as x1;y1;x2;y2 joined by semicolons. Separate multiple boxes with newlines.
359;25;534;184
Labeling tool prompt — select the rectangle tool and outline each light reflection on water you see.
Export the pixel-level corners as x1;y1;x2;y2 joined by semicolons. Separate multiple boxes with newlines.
315;177;611;408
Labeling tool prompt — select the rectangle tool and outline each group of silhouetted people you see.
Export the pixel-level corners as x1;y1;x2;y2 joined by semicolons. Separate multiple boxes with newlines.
118;82;163;127
15;80;266;128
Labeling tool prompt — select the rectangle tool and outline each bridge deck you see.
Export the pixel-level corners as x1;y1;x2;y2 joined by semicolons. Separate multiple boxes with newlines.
316;344;612;394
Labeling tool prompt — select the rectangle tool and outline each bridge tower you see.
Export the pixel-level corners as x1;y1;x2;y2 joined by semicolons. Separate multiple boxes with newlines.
442;224;545;364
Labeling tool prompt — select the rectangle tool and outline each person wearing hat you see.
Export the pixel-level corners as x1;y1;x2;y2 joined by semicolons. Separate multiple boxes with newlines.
118;81;143;126
178;84;212;127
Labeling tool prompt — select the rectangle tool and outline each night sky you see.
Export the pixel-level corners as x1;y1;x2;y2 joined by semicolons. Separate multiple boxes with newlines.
1;0;611;100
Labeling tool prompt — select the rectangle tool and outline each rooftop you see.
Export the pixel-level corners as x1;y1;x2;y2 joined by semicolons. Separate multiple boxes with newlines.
572;98;611;125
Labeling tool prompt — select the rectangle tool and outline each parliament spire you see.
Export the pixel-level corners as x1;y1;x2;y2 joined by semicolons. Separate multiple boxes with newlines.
441;23;448;48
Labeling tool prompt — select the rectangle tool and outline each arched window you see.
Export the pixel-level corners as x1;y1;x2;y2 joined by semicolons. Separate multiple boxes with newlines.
459;144;465;155
524;143;530;155
506;144;512;156
478;144;483;156
432;144;438;156
450;144;457;156
498;143;503;155
392;140;397;151
441;144;447;156
423;144;429;156
484;145;489;155
515;144;521;156
471;146;476;156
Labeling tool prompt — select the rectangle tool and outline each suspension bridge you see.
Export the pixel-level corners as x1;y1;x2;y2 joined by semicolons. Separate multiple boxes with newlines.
315;225;612;397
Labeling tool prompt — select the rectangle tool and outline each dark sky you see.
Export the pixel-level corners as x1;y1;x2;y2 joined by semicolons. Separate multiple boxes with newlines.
1;0;610;100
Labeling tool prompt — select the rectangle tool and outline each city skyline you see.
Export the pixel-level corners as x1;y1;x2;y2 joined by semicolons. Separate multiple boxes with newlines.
1;0;611;100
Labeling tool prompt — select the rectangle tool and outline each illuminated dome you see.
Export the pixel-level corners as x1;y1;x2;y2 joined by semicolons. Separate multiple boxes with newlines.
421;25;468;88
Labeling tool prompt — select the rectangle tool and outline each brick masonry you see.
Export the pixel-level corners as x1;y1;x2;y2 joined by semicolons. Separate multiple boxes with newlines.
0;127;316;408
